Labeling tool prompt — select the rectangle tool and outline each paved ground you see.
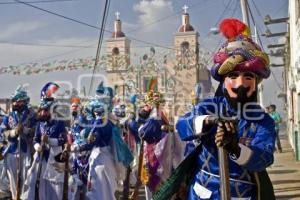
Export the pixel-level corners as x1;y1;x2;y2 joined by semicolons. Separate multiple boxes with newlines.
268;133;300;200
1;133;300;200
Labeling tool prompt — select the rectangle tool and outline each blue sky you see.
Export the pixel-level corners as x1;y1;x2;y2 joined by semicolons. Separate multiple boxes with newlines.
0;0;288;114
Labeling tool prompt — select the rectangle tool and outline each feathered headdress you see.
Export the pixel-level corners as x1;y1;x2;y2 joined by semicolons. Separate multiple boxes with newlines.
210;18;270;82
39;82;60;109
40;82;60;100
145;78;165;105
95;81;114;111
11;85;30;102
71;97;81;111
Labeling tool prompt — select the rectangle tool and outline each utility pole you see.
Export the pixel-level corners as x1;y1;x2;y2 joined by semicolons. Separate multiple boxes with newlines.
240;0;250;26
240;0;264;107
253;25;264;107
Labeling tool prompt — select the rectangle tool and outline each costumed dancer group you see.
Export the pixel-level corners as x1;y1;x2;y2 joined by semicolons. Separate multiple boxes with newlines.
0;18;277;200
0;79;183;200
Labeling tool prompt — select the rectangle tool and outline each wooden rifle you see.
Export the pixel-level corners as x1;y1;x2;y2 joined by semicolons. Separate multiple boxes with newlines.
35;140;44;200
16;112;23;200
78;170;84;200
121;123;132;200
207;116;237;200
62;133;72;200
35;122;50;200
122;166;132;200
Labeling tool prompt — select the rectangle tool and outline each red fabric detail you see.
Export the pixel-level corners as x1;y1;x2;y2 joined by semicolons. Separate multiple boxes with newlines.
219;18;247;39
214;52;229;64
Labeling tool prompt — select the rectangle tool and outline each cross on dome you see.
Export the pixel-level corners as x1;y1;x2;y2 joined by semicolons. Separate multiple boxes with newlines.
115;11;120;20
183;5;188;14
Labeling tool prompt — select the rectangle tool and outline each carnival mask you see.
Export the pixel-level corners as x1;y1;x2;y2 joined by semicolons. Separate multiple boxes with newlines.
224;71;257;110
37;108;51;122
12;100;27;112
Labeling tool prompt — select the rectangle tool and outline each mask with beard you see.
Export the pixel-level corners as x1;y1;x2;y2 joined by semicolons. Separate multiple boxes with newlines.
37;109;51;122
12;101;27;113
138;108;151;120
224;85;257;111
72;111;78;118
12;105;25;113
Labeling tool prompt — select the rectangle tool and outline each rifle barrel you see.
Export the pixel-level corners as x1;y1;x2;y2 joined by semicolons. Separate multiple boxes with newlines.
16;114;22;200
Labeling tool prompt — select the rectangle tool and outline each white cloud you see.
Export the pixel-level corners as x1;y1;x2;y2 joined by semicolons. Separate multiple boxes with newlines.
133;0;175;30
0;21;46;40
127;0;178;44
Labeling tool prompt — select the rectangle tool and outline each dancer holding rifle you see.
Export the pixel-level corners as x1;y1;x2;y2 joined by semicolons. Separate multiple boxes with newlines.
156;18;276;200
0;86;36;200
71;83;133;200
22;82;68;200
132;79;183;200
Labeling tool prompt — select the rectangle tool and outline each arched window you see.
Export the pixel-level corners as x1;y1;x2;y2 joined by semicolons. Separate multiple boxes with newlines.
112;47;120;56
181;41;189;55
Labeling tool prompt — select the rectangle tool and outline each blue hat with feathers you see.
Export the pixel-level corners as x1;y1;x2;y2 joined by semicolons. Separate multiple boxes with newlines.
95;82;114;111
95;81;114;100
39;82;60;109
89;100;106;116
11;85;30;103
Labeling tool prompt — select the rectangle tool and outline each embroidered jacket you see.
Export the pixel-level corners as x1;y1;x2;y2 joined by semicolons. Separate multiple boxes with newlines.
176;97;276;199
34;120;67;162
0;109;37;154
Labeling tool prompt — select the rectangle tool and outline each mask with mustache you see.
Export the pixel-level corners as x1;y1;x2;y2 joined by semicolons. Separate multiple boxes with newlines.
224;86;257;111
72;111;78;118
37;109;51;122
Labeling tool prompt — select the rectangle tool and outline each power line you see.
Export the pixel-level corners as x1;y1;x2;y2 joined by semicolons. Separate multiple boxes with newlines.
0;0;78;4
247;0;265;51
0;40;176;49
88;0;110;95
204;0;235;63
14;0;101;29
14;0;175;51
248;1;283;91
126;0;209;33
0;40;92;48
249;0;278;44
11;0;229;67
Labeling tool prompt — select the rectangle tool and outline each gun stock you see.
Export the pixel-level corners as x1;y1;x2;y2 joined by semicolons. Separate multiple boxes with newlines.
122;167;132;200
218;146;231;200
62;149;70;200
78;171;84;200
35;150;43;200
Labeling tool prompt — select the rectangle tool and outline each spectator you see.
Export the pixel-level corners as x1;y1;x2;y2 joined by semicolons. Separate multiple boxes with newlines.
269;104;282;153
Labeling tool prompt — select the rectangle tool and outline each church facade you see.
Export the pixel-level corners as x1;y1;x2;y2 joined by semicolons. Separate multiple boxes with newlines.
104;8;212;122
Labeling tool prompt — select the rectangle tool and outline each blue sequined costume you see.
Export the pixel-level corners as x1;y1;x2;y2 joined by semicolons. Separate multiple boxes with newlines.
176;97;276;199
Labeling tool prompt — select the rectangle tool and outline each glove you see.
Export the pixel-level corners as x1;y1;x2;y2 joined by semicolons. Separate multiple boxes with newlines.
15;125;23;136
215;121;240;157
41;134;48;143
0;154;4;161
34;143;43;152
70;144;80;152
87;133;96;143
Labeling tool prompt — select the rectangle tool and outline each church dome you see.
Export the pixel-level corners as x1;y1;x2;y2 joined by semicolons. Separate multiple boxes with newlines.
112;31;125;38
178;24;194;32
112;18;126;38
178;12;194;33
